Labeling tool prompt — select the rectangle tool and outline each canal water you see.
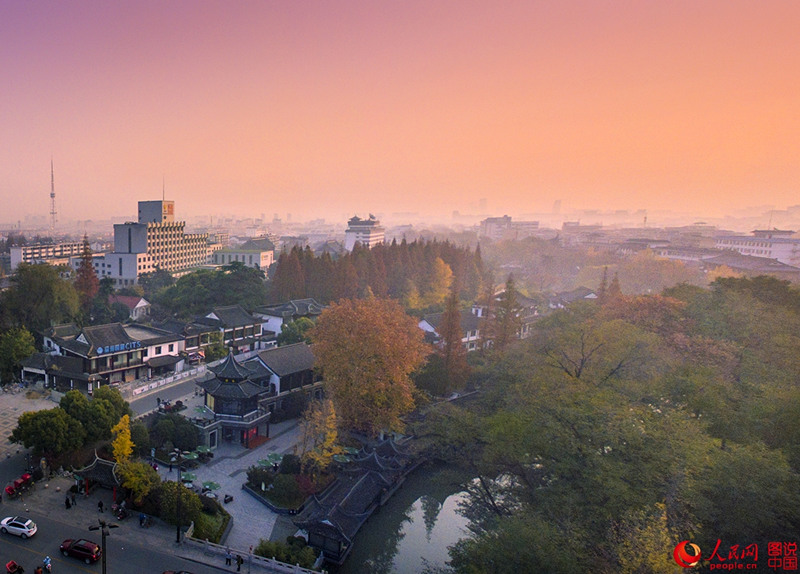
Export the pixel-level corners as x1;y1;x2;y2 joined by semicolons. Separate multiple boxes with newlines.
337;463;471;574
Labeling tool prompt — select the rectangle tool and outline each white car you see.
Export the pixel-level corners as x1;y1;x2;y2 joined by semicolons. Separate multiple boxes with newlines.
0;516;37;538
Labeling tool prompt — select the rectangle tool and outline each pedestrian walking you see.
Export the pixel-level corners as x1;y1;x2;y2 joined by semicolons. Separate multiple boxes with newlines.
98;500;104;513
236;554;243;571
71;492;76;506
65;495;71;509
225;548;232;565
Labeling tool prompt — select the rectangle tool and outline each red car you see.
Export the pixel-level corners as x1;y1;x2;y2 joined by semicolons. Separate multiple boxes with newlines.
60;538;102;564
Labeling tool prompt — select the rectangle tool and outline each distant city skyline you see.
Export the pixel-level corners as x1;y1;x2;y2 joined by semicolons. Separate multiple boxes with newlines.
3;2;800;225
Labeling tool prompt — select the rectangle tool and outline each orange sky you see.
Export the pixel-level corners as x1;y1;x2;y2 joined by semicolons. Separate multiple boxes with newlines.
3;1;800;226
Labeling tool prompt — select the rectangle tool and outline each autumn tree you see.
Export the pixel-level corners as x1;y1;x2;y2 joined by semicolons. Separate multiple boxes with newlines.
119;461;161;506
74;235;100;314
298;399;342;479
311;298;430;436
111;414;133;465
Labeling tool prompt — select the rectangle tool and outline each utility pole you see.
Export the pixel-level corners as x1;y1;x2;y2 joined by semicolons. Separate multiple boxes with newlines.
89;518;118;574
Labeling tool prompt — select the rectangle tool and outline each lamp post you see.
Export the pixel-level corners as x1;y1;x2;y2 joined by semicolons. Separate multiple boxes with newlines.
89;518;118;574
172;449;183;544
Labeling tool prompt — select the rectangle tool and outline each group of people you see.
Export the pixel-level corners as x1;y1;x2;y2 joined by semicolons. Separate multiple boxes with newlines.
225;548;245;571
64;492;76;509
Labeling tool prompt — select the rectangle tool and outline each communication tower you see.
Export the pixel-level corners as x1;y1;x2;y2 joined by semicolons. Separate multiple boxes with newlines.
49;158;57;232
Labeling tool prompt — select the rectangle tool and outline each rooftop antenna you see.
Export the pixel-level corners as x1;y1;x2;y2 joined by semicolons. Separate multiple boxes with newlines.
49;158;57;232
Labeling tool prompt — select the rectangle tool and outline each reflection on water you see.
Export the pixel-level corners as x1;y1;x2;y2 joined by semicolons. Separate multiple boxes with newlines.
337;464;470;574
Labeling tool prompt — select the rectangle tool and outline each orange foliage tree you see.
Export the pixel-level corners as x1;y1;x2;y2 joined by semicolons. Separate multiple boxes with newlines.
310;297;430;437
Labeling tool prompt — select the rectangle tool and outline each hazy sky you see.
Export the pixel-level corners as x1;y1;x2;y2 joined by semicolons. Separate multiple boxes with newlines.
3;1;800;225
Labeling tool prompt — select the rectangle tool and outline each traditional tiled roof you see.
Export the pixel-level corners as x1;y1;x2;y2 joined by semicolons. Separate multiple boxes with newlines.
122;324;182;346
254;298;325;319
422;309;481;333
43;324;81;340
209;351;256;382
74;453;121;488
238;237;275;252
197;376;264;399
200;305;258;328
108;295;149;311
21;352;90;380
147;355;182;368
255;343;315;377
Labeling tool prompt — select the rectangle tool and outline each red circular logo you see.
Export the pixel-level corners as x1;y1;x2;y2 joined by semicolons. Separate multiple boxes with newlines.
674;541;702;568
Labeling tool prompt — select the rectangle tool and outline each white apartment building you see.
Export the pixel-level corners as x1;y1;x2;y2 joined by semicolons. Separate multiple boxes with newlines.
344;215;385;251
479;216;540;241
11;241;84;271
72;200;211;288
211;237;275;270
715;229;800;267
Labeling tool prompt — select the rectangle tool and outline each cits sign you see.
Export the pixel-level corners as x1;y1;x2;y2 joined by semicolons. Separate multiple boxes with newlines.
96;341;141;355
674;541;702;568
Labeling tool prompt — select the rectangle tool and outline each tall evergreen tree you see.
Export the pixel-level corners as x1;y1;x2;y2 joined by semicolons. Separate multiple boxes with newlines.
438;278;470;395
493;274;522;353
74;235;100;313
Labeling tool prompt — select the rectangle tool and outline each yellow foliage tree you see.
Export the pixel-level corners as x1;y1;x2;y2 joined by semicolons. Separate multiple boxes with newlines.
298;399;342;478
311;297;430;436
119;461;161;506
111;414;133;465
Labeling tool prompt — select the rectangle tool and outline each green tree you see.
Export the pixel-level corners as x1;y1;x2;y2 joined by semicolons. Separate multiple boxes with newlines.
156;480;202;527
0;326;36;384
59;390;117;443
130;420;151;456
436;281;469;395
0;263;79;333
10;408;86;458
277;317;315;346
204;331;227;362
491;275;521;353
92;385;131;421
311;298;429;436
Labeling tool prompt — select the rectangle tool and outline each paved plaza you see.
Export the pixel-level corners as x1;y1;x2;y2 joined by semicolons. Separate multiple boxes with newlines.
1;382;311;572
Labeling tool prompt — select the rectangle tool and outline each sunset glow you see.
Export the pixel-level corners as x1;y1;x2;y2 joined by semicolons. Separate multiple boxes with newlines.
3;1;800;224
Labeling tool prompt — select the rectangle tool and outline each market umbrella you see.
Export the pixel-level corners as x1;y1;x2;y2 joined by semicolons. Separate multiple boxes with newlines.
182;452;199;460
181;472;197;482
342;446;360;455
257;459;270;467
195;445;211;453
202;481;221;490
266;453;284;464
333;454;351;464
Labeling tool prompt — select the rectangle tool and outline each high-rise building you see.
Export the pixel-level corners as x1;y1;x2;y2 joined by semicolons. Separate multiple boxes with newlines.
74;200;210;288
344;214;385;251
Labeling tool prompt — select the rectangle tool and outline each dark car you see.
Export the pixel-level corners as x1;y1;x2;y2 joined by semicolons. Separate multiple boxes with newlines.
60;538;101;564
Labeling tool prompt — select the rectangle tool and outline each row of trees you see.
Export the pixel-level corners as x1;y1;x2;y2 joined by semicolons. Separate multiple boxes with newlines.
270;240;484;313
418;275;800;573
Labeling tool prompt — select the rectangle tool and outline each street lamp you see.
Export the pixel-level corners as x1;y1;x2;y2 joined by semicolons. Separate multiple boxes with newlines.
172;449;184;544
89;518;118;574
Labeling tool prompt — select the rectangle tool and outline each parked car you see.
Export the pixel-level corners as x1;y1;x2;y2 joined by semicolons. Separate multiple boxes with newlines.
0;516;37;538
60;538;101;564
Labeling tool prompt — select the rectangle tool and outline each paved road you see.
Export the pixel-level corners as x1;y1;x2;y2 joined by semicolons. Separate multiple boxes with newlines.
130;377;203;417
0;511;223;574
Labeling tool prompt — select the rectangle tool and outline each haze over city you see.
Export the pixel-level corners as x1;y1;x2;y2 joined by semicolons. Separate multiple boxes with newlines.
3;1;800;226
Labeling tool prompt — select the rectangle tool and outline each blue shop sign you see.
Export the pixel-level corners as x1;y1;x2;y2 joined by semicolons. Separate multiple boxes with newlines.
96;341;142;355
